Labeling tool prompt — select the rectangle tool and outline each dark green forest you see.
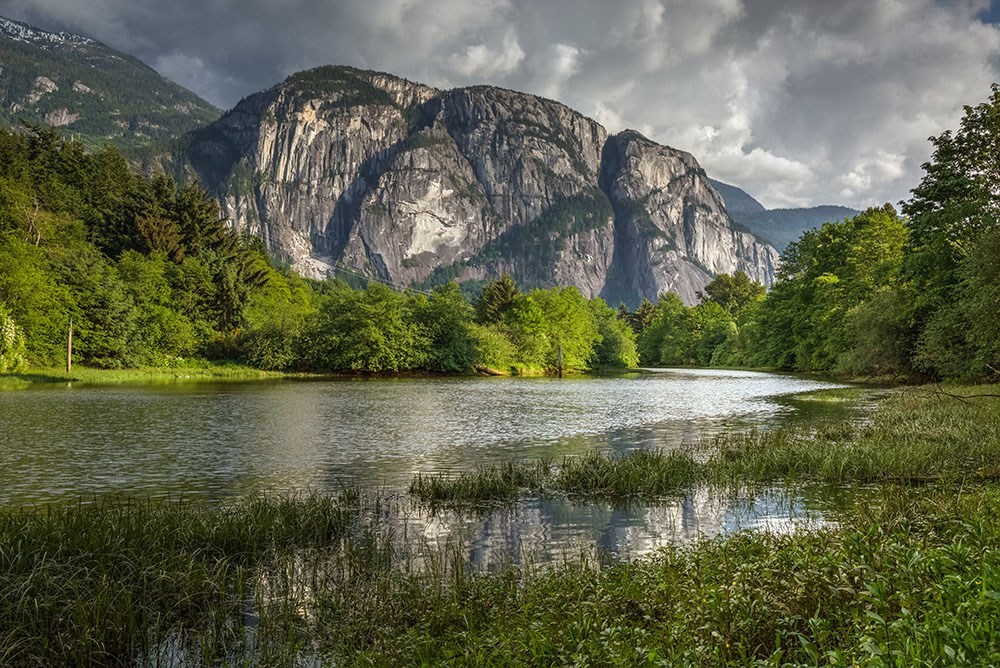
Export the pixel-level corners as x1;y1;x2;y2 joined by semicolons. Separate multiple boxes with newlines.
0;126;637;374
2;85;999;381
637;86;1000;382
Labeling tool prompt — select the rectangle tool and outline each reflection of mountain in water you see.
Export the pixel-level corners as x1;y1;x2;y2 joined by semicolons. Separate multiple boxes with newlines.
395;488;826;570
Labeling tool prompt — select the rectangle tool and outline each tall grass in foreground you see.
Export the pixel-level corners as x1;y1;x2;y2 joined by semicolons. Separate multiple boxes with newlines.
332;487;1000;666
4;487;1000;665
0;492;374;666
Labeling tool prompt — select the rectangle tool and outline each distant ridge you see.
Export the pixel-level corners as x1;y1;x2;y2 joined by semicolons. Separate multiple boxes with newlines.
0;15;220;150
710;178;859;251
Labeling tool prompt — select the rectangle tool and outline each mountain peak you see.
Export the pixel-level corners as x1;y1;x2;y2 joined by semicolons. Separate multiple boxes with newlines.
0;16;95;49
0;15;219;150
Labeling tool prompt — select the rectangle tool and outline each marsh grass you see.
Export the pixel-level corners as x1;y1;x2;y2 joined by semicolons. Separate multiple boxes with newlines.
4;488;1000;665
555;448;700;499
411;386;1000;505
409;460;551;506
710;385;1000;485
330;486;1000;666
409;450;699;506
0;492;372;666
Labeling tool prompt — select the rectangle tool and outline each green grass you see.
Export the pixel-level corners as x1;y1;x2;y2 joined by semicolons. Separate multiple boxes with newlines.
4;487;1000;665
555;449;701;498
0;491;372;666
409;450;700;506
410;386;1000;504
0;362;310;389
710;385;1000;485
336;487;1000;666
410;460;551;506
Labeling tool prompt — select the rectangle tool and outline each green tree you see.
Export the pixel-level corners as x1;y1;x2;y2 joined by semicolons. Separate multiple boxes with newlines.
903;84;1000;306
0;303;27;372
530;287;601;370
590;298;639;368
696;272;765;320
416;282;476;373
475;274;520;323
747;205;908;373
301;283;429;373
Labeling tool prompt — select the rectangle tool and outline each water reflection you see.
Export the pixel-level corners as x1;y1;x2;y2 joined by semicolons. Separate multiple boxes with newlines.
0;369;861;504
388;486;834;570
0;369;865;558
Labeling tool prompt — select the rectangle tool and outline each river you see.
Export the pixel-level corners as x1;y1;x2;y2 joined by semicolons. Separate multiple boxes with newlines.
0;368;862;561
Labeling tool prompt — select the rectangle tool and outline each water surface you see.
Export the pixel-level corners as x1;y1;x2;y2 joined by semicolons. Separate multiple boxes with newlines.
0;369;863;560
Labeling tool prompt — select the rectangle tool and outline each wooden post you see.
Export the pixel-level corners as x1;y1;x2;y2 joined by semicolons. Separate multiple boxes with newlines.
66;317;73;375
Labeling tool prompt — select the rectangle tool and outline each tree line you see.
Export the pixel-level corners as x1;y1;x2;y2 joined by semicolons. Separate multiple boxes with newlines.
0;125;637;374
633;85;1000;382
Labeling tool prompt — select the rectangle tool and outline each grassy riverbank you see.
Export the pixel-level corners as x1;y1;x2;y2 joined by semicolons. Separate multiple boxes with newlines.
2;385;999;665
0;362;308;389
411;385;1000;505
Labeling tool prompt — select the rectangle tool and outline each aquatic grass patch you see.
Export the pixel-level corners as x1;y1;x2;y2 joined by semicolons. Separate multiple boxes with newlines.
410;450;701;505
787;387;870;403
710;385;1000;485
409;460;551;506
554;449;700;499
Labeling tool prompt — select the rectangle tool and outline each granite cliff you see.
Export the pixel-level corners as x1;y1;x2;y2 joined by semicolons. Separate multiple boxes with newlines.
186;66;778;305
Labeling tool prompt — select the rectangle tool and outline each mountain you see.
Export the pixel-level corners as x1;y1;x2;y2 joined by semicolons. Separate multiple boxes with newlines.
184;66;778;306
0;16;219;150
710;179;859;252
708;179;766;218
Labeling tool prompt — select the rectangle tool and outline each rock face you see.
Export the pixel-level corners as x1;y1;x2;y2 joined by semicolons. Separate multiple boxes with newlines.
187;66;778;305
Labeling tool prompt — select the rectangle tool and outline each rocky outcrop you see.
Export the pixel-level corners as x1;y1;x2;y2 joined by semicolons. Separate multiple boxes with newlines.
187;65;778;305
601;132;778;303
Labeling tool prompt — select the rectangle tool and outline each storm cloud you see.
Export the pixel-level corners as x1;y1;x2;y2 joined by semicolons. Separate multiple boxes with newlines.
6;0;999;208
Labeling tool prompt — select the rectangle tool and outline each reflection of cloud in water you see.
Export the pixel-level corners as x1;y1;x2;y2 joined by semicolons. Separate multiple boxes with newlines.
392;487;829;570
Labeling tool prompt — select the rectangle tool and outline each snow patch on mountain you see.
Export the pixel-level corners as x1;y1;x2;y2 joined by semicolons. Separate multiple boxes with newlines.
0;16;95;48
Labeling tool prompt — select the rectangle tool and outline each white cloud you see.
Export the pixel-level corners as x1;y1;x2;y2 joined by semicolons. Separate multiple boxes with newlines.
447;30;525;78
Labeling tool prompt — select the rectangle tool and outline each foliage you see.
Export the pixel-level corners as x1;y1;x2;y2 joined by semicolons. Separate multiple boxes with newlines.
0;303;26;372
696;270;764;319
590;298;639;369
745;205;909;373
416;282;476;373
299;282;430;373
740;86;1000;380
0;126;282;368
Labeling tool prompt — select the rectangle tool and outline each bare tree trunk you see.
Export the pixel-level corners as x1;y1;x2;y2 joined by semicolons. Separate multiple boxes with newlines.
66;317;73;375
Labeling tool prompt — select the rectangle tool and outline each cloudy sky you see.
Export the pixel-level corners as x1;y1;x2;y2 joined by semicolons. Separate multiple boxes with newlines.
6;0;1000;209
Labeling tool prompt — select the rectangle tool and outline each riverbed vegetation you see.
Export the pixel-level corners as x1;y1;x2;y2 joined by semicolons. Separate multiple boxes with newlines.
2;386;999;666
